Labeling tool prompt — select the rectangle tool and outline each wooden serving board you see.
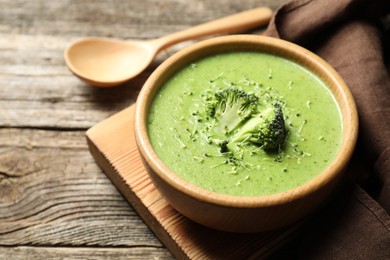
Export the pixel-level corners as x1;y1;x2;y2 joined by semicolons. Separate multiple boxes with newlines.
86;104;303;259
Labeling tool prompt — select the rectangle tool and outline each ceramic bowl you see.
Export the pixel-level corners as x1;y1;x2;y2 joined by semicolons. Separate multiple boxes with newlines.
134;35;358;233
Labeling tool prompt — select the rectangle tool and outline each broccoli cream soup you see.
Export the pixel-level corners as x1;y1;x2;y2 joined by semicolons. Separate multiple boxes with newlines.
148;52;342;196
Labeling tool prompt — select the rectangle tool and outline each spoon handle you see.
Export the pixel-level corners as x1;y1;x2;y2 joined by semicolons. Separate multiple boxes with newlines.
151;7;273;51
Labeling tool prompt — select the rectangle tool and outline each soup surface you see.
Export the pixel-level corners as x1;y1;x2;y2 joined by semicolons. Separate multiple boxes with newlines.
148;52;342;196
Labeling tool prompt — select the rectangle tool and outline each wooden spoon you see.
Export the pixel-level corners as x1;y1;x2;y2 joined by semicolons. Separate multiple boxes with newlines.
64;7;272;87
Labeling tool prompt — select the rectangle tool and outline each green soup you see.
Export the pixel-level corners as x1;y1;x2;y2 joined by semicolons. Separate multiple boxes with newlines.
148;52;342;196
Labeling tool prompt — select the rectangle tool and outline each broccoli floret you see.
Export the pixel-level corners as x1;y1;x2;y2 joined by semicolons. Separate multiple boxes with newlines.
207;88;258;133
205;87;287;153
229;101;287;151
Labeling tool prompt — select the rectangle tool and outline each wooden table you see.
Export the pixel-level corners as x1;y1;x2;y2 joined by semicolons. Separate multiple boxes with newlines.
0;1;287;259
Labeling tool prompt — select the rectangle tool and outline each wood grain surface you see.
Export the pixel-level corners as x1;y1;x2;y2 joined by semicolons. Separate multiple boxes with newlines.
0;0;286;258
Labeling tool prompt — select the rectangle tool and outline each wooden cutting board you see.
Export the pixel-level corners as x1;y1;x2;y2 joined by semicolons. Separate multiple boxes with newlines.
86;104;303;259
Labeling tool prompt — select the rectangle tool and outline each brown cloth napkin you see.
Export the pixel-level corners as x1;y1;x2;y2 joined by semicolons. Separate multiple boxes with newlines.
264;0;390;259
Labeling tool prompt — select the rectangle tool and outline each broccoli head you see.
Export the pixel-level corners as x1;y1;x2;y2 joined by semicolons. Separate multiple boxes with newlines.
206;87;287;153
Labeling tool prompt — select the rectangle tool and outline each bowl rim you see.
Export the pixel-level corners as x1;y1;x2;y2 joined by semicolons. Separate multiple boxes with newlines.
134;34;358;208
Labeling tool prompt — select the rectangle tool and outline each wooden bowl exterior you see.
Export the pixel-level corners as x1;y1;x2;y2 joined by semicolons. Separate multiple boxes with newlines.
135;35;358;232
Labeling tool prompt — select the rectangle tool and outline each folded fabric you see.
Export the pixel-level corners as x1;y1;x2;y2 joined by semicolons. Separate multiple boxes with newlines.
264;0;390;258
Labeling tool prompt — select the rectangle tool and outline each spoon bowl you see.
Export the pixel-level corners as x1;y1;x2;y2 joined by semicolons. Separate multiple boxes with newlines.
65;37;156;86
64;7;273;87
